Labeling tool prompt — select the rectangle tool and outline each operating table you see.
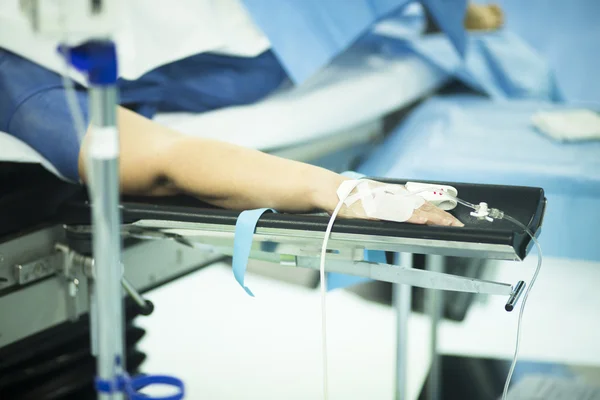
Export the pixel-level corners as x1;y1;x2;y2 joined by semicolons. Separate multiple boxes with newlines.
0;165;545;399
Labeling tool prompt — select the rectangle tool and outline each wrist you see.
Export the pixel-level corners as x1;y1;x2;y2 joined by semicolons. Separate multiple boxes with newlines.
308;169;348;214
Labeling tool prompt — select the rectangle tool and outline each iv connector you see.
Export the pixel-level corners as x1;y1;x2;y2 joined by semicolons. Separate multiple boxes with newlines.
470;202;494;222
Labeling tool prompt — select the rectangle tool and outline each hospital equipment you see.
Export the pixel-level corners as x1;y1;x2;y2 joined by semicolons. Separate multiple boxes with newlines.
19;1;169;399
0;164;546;399
0;39;551;400
0;34;448;398
0;7;556;398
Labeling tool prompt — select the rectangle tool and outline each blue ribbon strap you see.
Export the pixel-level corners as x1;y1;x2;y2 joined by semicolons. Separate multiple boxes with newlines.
95;373;185;400
232;208;277;296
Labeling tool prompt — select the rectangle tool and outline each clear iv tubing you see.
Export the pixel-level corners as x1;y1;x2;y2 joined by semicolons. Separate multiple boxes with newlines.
500;214;542;400
452;196;478;210
61;59;87;144
319;196;346;400
58;10;86;144
59;19;125;398
446;194;543;399
319;183;440;400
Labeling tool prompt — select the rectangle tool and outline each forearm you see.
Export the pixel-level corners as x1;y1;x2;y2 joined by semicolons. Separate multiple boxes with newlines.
79;107;346;213
163;135;346;212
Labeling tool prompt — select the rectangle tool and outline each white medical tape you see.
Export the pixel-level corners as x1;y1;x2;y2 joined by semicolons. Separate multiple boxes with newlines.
343;181;410;207
336;180;360;203
336;180;426;223
358;181;377;215
342;182;390;207
365;191;417;222
89;126;119;159
336;179;461;223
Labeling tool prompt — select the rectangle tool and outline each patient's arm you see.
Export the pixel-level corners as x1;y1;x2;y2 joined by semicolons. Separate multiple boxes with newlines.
78;107;463;227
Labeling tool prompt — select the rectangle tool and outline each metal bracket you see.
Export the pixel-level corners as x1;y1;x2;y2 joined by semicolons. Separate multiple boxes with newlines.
65;224;529;311
14;252;63;286
296;257;527;312
54;244;154;319
56;244;82;321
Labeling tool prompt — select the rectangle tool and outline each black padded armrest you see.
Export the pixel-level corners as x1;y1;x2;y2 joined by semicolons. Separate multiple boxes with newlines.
0;165;79;239
58;178;546;260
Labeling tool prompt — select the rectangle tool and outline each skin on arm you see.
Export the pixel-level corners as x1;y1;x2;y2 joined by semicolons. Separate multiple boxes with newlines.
78;107;463;227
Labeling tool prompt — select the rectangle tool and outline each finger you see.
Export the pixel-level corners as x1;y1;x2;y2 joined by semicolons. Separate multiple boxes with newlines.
407;208;447;226
420;208;453;226
417;203;464;227
433;208;464;227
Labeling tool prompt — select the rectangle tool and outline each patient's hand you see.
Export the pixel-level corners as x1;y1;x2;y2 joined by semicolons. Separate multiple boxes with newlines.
333;180;464;227
411;201;464;227
339;198;464;227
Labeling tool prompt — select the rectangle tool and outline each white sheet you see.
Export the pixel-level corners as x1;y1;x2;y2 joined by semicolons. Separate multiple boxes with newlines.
154;49;446;150
0;132;66;179
137;262;433;400
0;49;447;177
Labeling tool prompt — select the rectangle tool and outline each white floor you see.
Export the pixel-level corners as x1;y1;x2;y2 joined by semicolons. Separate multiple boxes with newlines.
136;256;600;399
136;263;433;400
439;256;600;366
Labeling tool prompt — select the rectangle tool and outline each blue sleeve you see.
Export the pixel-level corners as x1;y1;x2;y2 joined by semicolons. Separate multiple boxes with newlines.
0;48;87;182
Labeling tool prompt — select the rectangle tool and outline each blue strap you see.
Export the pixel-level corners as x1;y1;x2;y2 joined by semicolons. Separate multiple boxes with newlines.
365;249;387;264
95;377;117;394
232;173;384;293
95;373;184;400
233;208;277;296
127;375;185;400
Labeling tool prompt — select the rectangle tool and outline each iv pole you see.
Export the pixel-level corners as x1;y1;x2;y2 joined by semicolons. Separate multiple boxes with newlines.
21;3;183;399
63;41;125;400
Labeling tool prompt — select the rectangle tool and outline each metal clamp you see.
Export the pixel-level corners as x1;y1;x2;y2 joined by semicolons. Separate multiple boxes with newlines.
55;244;154;317
56;244;82;321
14;252;63;286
